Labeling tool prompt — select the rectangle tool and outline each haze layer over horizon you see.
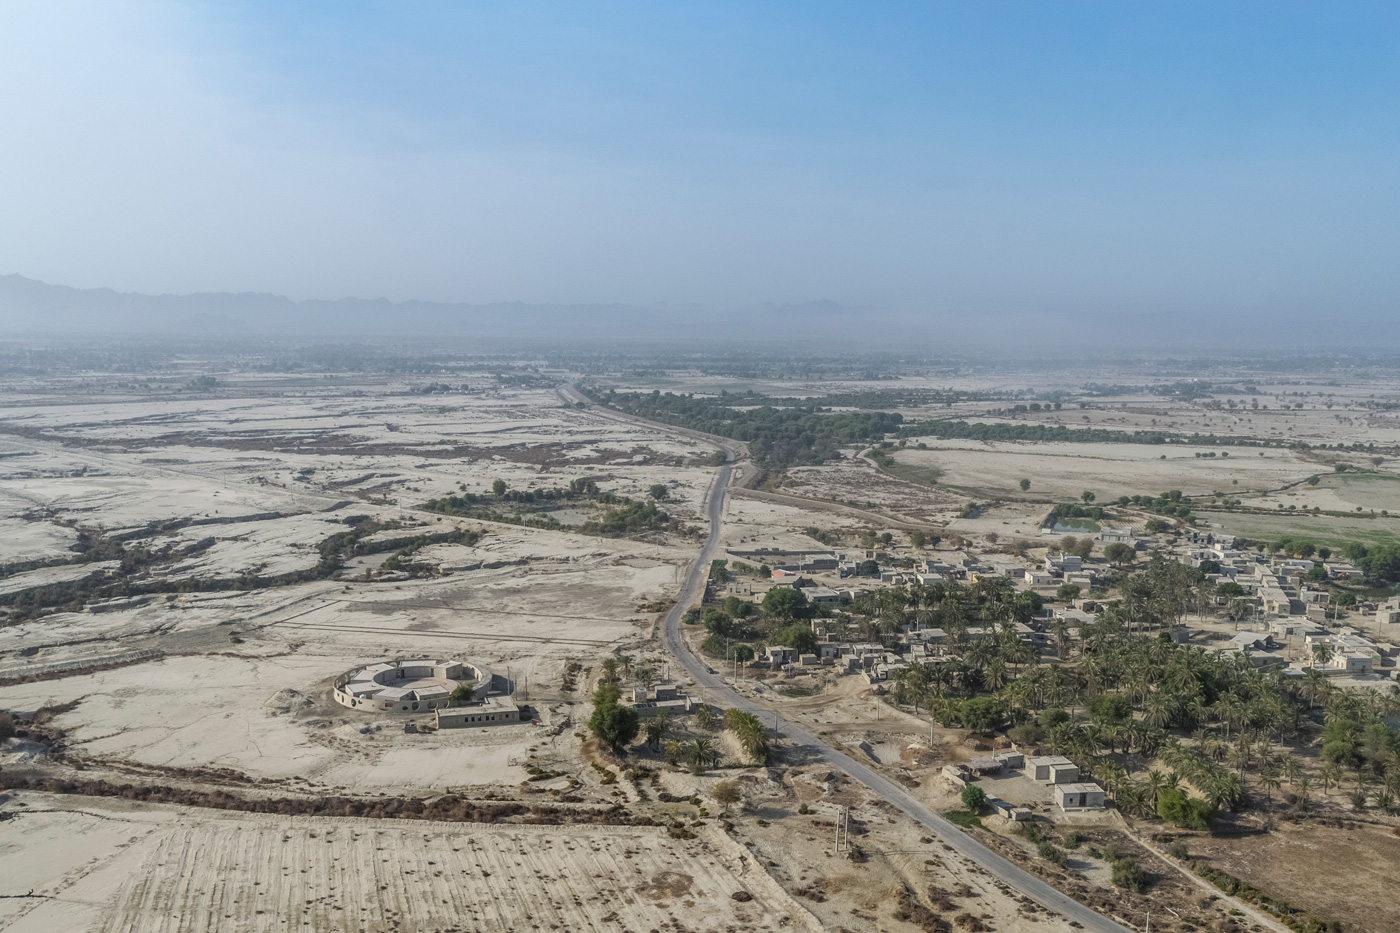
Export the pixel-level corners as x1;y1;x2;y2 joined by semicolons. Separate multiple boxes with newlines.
1;2;1397;323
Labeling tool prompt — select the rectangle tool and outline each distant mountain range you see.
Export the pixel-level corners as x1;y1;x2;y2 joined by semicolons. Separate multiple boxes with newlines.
0;273;671;341
0;273;1393;352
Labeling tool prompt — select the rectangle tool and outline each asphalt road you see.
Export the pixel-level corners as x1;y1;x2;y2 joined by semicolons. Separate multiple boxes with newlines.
668;458;1132;932
560;382;1131;932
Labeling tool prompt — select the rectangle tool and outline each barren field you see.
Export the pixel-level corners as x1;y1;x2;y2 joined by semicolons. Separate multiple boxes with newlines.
0;795;814;933
888;440;1317;501
1191;818;1400;933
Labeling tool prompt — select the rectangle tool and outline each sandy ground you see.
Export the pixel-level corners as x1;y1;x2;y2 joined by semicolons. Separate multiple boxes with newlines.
1191;817;1400;933
7;362;1400;933
0;793;815;933
890;440;1318;501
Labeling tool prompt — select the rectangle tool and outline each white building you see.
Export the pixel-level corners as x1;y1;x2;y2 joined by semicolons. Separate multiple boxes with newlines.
1054;782;1106;811
436;696;520;728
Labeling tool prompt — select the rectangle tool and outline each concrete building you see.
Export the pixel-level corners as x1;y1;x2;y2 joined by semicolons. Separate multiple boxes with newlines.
1025;755;1076;783
334;658;490;714
1099;527;1136;545
1305;631;1382;673
765;646;799;665
1045;554;1083;575
1054;782;1106;811
435;696;520;729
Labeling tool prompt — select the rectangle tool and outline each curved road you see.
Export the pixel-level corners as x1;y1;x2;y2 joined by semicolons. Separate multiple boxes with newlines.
563;383;1131;933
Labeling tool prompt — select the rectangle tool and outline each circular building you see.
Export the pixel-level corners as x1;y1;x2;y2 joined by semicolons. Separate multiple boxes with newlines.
333;658;492;714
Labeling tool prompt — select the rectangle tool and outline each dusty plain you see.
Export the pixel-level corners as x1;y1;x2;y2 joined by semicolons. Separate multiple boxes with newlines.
4;349;1400;933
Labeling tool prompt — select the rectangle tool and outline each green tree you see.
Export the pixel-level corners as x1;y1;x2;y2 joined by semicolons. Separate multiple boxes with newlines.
588;682;640;754
1056;582;1081;602
1103;542;1136;565
648;484;669;500
492;479;507;496
772;622;819;655
761;586;809;620
1019;478;1031;491
958;697;1007;732
1081;491;1096;504
712;779;743;814
1089;693;1132;726
1157;787;1214;830
960;784;987;813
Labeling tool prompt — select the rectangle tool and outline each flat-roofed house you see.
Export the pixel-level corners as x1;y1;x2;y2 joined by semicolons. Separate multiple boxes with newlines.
1054;782;1106;811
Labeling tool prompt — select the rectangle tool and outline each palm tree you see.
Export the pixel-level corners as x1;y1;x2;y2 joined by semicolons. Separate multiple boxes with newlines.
694;704;717;731
663;738;684;766
1258;765;1281;806
1311;642;1334;670
600;657;619;683
1207;773;1245;812
983;658;1007;691
643;712;669;751
1292;777;1312;813
1143;694;1173;730
1227;738;1253;776
1280;753;1302;787
1142;769;1167;808
1051;618;1072;660
1320;762;1343;796
687;737;719;773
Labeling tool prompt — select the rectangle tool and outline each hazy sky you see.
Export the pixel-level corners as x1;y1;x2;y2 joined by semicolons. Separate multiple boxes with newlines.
2;2;1398;317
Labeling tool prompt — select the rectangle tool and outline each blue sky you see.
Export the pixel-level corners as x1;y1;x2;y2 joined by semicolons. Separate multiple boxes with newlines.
1;1;1397;317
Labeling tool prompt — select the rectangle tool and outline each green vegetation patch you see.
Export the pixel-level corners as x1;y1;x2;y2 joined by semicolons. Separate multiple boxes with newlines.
1203;510;1400;551
943;809;984;829
590;388;903;468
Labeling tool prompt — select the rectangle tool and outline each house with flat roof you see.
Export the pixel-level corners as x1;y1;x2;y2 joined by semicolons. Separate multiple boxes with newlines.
1025;755;1077;783
436;696;520;729
1054;782;1106;811
1099;527;1136;545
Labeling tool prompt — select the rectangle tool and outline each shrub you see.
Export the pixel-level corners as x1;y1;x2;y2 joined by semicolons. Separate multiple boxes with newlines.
1111;857;1146;892
1037;840;1067;865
